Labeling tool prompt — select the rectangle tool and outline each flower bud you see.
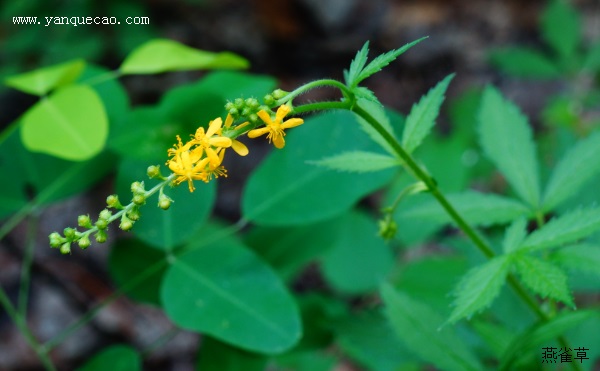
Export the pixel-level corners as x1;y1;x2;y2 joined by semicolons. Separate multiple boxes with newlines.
158;193;172;210
224;101;235;111
127;207;141;221
234;98;245;110
78;235;91;249
95;218;108;230
228;107;239;117
78;214;92;228
241;107;252;117
119;217;133;231
99;209;112;220
131;181;145;194
245;98;259;109
63;227;76;240
95;230;107;243
132;194;146;206
106;194;122;209
263;94;275;106
60;242;71;255
49;232;63;248
147;165;161;179
248;113;258;124
272;89;289;100
378;216;398;241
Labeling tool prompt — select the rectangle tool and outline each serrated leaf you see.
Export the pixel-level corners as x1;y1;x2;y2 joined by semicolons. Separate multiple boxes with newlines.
5;59;85;96
353;86;381;104
353;98;398;156
500;310;598;370
308;151;400;173
161;235;301;354
489;48;561;78
120;39;248;74
395;191;530;228
514;255;574;307
21;85;108;161
503;217;528;254
345;41;370;87
354;37;427;86
542;130;600;210
402;74;454;154
478;86;541;207
381;285;482;371
519;206;600;252
550;243;600;277
448;256;510;324
541;0;581;59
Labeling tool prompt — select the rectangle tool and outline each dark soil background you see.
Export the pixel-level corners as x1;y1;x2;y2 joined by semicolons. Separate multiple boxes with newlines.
1;0;599;370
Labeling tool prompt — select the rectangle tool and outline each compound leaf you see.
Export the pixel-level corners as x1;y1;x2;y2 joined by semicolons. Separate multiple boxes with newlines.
514;255;574;307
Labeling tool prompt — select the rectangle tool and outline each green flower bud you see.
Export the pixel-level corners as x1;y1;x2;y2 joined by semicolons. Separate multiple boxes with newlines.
131;181;145;194
234;98;245;110
378;216;397;242
248;113;259;124
272;89;289;100
241;107;252;117
224;101;235;111
147;165;161;179
77;214;92;228
95;218;108;230
63;227;77;240
60;242;71;255
106;194;122;209
49;232;64;248
78;235;91;249
258;105;270;113
127;207;141;221
245;98;259;109
95;230;107;243
99;209;112;220
263;94;275;106
132;194;146;206
158;193;172;210
119;217;133;231
228;107;239;117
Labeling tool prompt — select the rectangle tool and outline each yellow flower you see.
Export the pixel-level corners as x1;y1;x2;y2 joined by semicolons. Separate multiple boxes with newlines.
247;105;304;149
168;143;208;192
192;117;232;166
223;113;249;156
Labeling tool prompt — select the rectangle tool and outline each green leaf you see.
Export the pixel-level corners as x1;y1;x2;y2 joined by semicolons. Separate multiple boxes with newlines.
21;85;108;161
583;40;600;71
353;86;381;104
308;151;400;173
550;243;600;278
514;255;574;307
489;47;561;78
196;337;267;371
448;256;510;324
108;239;168;306
354;37;427;86
502;217;528;254
478;86;541;207
273;350;338;371
500;310;599;370
519;206;600;252
542;130;600;210
381;285;482;371
471;320;516;359
161;234;301;354
402;73;455;154
321;211;394;294
120;39;249;74
541;0;581;59
242;111;394;226
77;345;141;371
116;158;216;250
353;99;400;156
5;59;85;96
344;41;370;87
395;191;530;229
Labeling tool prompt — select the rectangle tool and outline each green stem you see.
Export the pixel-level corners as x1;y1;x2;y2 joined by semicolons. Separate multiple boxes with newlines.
277;79;352;105
0;286;56;371
293;101;351;115
351;104;582;371
18;213;39;316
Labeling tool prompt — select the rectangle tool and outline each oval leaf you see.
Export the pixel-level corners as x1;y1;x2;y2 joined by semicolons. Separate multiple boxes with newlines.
242;111;394;226
5;59;85;96
77;345;141;371
161;237;301;354
21;85;108;161
120;39;248;74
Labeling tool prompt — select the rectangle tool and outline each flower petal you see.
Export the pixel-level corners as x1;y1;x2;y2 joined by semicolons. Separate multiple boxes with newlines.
224;114;234;128
209;136;232;148
273;135;285;149
231;140;249;156
248;127;270;138
275;105;292;122
281;118;304;129
206;117;223;137
256;110;273;126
